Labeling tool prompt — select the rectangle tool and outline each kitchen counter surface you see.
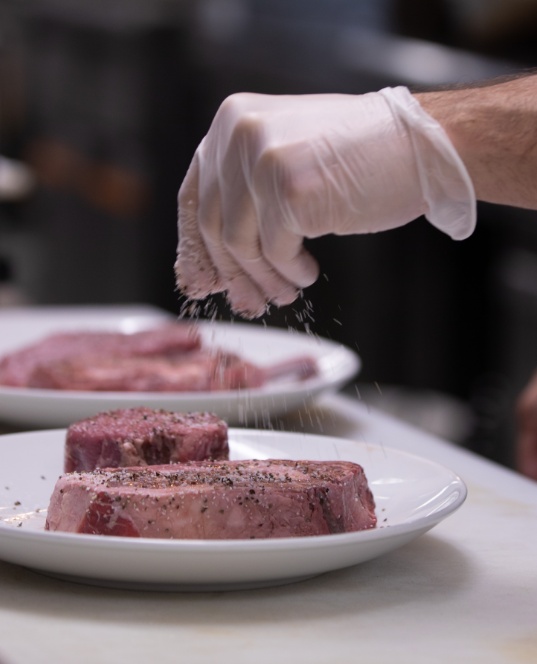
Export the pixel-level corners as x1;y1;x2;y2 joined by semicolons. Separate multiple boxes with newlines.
0;390;536;664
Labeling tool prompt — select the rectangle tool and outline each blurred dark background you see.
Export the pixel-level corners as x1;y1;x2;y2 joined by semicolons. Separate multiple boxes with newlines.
1;0;537;467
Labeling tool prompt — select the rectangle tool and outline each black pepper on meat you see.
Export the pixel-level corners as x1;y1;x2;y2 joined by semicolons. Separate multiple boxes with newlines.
45;458;377;540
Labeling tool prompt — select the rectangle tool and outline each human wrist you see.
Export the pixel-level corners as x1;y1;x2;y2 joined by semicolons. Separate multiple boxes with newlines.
415;88;495;203
415;75;537;209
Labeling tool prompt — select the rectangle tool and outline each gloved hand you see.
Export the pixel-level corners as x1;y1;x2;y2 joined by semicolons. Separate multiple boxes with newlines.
175;87;476;317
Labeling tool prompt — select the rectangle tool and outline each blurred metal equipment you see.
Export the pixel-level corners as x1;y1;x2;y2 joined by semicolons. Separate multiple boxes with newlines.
0;155;34;201
336;26;515;86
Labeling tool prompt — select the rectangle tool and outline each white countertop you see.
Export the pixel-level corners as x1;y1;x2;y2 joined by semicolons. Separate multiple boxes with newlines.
0;391;536;664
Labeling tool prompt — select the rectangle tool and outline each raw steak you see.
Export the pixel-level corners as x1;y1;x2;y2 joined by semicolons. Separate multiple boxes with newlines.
45;459;377;539
64;407;229;472
30;350;317;392
0;324;201;387
0;324;318;392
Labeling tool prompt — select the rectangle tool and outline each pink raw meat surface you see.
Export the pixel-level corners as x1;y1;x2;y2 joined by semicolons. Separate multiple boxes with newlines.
0;325;318;392
64;407;229;472
0;324;201;387
45;459;377;539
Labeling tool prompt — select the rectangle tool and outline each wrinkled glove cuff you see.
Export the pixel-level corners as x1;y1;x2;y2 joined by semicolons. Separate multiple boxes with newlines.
379;86;476;241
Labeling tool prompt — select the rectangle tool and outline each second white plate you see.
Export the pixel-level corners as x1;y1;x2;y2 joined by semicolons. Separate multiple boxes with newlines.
0;428;467;591
0;306;360;427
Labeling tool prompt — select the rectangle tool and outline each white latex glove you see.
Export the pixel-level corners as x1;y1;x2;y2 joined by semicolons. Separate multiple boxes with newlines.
175;86;476;317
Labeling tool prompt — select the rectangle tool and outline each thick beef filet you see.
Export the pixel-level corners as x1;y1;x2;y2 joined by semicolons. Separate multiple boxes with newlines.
64;407;229;472
0;324;201;387
45;459;377;539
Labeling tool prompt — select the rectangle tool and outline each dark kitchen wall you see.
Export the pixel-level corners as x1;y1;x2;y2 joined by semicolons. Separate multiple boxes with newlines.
0;1;201;311
1;0;537;466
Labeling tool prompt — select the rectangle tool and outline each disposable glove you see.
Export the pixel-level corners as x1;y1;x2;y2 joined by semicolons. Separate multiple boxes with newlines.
175;86;476;317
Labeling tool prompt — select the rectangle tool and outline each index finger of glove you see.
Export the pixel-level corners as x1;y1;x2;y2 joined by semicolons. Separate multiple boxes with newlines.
175;152;224;299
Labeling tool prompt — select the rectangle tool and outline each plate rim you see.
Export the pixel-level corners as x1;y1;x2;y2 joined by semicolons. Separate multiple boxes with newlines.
0;428;467;589
0;318;361;426
0;427;467;548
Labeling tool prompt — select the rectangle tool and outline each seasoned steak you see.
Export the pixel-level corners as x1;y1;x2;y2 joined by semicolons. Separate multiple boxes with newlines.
45;459;377;539
64;407;229;472
0;324;201;387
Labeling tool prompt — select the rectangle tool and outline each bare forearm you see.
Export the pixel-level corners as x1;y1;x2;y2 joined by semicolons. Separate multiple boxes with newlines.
415;74;537;209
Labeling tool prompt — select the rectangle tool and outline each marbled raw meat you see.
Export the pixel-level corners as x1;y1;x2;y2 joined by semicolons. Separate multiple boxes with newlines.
0;325;317;392
45;459;377;539
0;324;200;387
64;407;229;472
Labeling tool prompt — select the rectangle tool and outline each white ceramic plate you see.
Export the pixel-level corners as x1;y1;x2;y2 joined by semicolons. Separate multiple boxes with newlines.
0;428;467;591
0;306;360;427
